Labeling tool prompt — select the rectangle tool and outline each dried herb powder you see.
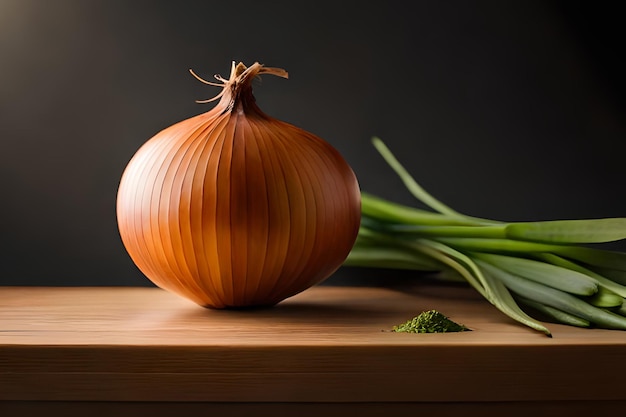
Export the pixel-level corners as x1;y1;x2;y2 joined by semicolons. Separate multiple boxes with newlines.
392;310;470;333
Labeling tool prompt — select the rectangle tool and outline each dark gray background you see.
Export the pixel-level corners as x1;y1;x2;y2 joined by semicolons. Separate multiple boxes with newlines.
1;0;624;286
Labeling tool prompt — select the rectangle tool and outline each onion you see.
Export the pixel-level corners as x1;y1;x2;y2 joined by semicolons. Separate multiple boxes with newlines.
116;61;361;308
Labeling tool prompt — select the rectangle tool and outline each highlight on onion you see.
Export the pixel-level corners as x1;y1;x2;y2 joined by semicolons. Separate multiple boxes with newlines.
116;61;361;309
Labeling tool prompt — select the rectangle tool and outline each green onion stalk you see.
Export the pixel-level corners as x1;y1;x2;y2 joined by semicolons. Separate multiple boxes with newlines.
344;137;626;337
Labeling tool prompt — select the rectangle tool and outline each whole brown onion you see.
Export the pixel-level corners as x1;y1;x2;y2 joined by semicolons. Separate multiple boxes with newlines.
116;61;361;308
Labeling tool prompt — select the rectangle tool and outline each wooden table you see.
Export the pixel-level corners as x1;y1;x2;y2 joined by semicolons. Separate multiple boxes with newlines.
1;283;625;416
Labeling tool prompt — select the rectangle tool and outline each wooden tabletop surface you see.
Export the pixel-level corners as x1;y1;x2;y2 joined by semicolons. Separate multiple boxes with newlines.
1;283;626;405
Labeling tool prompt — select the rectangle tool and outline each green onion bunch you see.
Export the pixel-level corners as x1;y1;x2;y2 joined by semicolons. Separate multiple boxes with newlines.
345;137;626;336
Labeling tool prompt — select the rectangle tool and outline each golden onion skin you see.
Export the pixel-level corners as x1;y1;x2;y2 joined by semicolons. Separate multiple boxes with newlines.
116;62;361;308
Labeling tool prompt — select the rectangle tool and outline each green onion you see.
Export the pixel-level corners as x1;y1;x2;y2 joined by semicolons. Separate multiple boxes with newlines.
344;137;626;336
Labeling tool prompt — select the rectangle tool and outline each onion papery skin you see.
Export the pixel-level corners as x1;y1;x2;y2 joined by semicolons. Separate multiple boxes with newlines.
116;62;361;308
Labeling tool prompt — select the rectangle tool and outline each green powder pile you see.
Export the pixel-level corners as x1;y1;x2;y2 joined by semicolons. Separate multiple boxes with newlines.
392;310;470;333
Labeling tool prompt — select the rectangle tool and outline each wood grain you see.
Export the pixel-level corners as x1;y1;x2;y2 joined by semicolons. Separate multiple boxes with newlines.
1;283;626;412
